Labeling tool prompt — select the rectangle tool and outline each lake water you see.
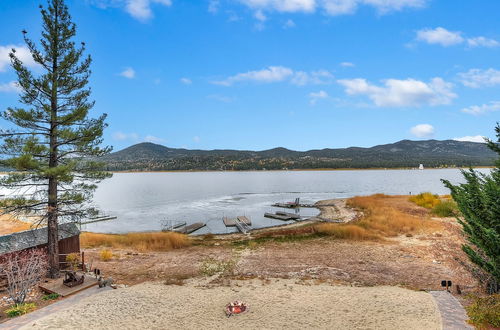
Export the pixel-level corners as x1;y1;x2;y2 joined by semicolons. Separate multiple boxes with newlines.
82;168;490;234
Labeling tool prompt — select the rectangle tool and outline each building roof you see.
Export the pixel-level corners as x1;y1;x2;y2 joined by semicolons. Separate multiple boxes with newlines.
0;222;80;255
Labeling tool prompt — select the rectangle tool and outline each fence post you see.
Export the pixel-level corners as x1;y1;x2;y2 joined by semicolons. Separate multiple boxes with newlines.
81;251;85;271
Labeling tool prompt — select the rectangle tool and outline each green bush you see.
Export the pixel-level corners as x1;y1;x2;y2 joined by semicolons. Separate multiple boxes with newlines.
42;293;60;301
5;303;36;317
409;192;441;209
431;200;459;217
466;294;500;329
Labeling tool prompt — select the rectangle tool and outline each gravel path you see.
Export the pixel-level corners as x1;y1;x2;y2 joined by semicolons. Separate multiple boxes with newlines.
430;291;473;330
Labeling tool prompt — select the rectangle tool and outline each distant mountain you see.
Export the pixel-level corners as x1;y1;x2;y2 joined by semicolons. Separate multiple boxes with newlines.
100;140;497;171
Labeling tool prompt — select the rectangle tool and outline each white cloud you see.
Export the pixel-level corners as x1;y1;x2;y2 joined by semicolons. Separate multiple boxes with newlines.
416;27;464;46
90;0;171;21
239;0;316;13
0;81;21;93
415;27;499;48
180;77;192;85
340;61;355;67
410;124;434;138
337;77;456;107
120;67;136;79
238;0;426;15
208;0;220;13
212;66;293;86
254;10;267;21
208;94;234;103
291;70;334;86
125;0;172;21
144;135;165;143
193;136;201;143
461;101;500;116
0;45;38;72
113;131;164;143
458;68;500;88
283;19;296;28
467;36;500;48
309;90;328;105
113;131;139;141
213;66;333;86
453;135;486;143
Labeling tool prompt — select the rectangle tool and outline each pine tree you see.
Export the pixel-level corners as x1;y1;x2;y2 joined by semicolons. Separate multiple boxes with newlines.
442;123;500;293
0;0;111;278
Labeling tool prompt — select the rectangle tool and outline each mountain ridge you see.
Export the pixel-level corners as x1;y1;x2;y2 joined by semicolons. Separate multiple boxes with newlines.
100;139;497;171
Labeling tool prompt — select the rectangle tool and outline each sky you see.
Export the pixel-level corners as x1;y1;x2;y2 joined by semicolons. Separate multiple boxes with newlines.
0;0;499;152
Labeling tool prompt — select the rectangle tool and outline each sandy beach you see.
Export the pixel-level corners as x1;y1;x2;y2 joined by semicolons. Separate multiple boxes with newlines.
21;280;441;330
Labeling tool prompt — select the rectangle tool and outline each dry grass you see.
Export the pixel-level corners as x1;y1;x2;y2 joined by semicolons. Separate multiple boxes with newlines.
99;249;113;261
0;215;31;235
313;194;442;240
81;232;191;252
314;223;379;240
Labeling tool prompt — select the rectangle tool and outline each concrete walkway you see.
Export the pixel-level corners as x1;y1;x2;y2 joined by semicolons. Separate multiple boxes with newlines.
430;291;473;330
1;286;111;330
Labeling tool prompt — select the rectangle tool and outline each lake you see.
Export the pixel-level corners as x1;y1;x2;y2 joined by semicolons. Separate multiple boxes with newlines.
82;168;489;234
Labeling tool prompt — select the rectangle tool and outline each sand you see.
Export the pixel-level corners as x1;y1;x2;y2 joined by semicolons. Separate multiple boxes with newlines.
315;198;358;222
22;280;441;330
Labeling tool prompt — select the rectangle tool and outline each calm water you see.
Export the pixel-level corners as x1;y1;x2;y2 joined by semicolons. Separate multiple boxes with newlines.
82;168;489;234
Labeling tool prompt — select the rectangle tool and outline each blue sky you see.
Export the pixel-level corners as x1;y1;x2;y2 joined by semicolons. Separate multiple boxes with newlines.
0;0;499;151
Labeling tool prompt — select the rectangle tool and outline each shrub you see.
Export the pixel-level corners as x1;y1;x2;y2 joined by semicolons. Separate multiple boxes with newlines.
42;293;60;301
0;249;47;305
199;257;235;276
431;200;459;217
5;303;36;317
81;232;190;252
466;294;500;329
99;249;113;261
409;192;441;209
65;253;81;271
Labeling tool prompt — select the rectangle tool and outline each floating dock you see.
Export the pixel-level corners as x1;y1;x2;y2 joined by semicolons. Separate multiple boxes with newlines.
275;211;301;220
223;216;252;234
264;212;300;221
176;222;206;234
162;220;187;231
272;198;315;209
80;216;117;225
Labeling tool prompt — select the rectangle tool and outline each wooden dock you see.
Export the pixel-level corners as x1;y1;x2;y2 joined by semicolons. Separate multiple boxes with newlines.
80;216;117;225
223;216;251;227
39;273;99;297
264;212;297;221
175;222;206;234
275;211;301;220
223;216;252;234
271;198;315;209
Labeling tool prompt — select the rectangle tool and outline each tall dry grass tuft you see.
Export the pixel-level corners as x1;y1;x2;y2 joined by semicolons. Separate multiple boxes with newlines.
81;232;191;252
409;192;441;209
314;223;378;240
345;194;442;237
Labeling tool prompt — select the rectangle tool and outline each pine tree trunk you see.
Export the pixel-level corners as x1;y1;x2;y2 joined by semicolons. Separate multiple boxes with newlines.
47;2;60;278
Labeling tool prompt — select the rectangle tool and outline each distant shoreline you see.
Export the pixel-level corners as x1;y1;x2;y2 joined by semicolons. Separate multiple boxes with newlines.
109;166;494;174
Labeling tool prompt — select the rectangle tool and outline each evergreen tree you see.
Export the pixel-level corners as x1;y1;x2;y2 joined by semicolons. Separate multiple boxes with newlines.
0;0;111;277
442;123;500;293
